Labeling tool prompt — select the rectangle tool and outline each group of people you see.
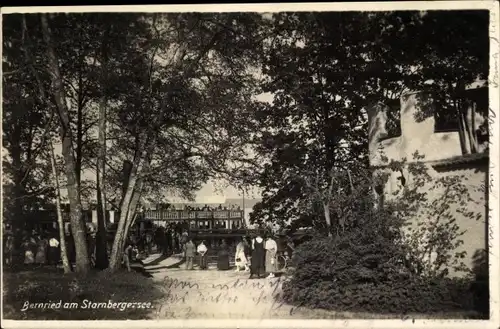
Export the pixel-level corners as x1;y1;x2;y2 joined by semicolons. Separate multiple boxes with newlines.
180;232;283;279
162;204;242;212
3;230;61;268
238;232;280;279
128;224;188;259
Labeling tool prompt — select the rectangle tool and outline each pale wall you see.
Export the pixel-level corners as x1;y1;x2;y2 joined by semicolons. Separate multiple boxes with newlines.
368;90;488;277
384;163;488;276
369;92;487;166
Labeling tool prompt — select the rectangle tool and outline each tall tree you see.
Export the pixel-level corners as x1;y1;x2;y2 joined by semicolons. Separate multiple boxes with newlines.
95;22;111;270
250;11;489;232
49;139;71;273
106;13;267;271
3;15;56;235
40;13;90;273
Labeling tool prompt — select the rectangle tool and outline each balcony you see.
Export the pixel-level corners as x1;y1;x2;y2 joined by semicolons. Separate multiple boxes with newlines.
143;210;244;221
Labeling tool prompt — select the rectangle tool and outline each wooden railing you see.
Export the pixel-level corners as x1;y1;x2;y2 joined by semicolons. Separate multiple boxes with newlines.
143;210;244;221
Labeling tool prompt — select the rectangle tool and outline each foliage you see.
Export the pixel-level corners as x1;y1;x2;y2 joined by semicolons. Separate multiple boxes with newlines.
281;152;488;316
282;236;480;314
383;152;483;277
250;10;488;231
2;15;58;234
3;12;268;271
282;234;478;314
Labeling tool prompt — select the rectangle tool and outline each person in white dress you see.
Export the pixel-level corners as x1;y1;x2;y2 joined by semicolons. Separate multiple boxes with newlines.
234;237;249;272
265;234;278;278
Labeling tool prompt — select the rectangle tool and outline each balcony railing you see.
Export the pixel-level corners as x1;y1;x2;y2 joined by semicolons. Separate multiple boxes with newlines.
143;210;244;221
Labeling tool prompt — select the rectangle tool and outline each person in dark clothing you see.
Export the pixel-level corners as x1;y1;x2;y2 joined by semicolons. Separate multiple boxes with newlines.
48;234;60;266
174;233;180;254
123;239;134;272
164;229;172;256
157;227;166;255
244;236;252;259
86;231;96;266
145;231;153;255
250;232;265;279
66;233;76;266
217;240;230;270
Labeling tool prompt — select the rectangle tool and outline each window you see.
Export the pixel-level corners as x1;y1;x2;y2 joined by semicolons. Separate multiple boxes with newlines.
434;109;460;132
385;99;401;139
467;87;489;146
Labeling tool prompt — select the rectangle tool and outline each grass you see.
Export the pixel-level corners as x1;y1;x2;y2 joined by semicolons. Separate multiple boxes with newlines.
3;266;165;320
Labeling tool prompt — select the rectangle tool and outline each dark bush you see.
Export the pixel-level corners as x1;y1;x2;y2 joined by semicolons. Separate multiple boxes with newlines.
281;233;485;316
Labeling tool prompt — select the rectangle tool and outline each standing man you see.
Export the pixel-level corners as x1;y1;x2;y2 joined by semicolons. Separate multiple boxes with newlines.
164;227;172;256
48;234;60;266
184;237;196;270
145;231;153;255
180;229;189;252
197;240;208;270
157;227;166;255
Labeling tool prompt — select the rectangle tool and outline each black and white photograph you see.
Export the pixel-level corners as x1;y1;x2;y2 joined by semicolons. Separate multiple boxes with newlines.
1;3;499;328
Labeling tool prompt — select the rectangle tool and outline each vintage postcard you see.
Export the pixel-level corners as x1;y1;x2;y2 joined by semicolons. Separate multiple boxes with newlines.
1;2;499;329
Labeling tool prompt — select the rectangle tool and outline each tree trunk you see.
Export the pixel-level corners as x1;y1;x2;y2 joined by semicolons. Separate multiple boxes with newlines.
323;202;333;237
108;161;141;271
49;140;71;274
466;100;479;153
41;14;90;274
95;171;108;269
123;183;143;244
95;26;110;270
459;109;472;155
75;93;83;188
126;175;145;231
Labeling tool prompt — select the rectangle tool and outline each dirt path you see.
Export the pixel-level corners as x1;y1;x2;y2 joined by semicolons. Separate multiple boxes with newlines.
144;256;339;319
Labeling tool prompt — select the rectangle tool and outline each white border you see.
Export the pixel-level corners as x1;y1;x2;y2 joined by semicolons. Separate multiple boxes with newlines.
1;2;499;329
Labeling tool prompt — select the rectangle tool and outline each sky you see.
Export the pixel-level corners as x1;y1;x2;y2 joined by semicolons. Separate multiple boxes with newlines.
47;93;274;203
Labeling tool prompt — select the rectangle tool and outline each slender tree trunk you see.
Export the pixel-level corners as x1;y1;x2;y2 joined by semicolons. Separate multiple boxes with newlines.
323;202;333;237
75;95;83;188
96;170;108;269
123;183;143;244
49;140;71;274
108;162;141;271
467;100;478;153
41;14;90;274
459;109;472;155
95;26;110;270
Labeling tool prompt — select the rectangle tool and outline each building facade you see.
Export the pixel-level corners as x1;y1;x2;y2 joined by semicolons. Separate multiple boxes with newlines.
368;84;489;276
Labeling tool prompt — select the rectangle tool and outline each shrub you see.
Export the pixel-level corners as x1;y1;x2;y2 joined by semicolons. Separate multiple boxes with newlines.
279;151;488;317
281;234;477;315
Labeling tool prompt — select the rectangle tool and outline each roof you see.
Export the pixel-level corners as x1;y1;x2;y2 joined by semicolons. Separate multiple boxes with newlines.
371;152;489;170
429;152;489;168
163;198;262;209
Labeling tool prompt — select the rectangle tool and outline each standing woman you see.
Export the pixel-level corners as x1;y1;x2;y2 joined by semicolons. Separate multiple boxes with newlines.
217;239;230;270
265;233;278;278
4;234;15;267
234;237;248;272
249;232;265;279
22;235;35;267
35;234;48;266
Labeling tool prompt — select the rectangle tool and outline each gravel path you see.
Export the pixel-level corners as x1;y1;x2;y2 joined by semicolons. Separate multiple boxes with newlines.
143;255;337;319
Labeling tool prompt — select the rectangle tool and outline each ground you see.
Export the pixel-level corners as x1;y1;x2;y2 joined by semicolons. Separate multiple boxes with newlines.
2;253;476;320
142;254;471;320
143;253;296;319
